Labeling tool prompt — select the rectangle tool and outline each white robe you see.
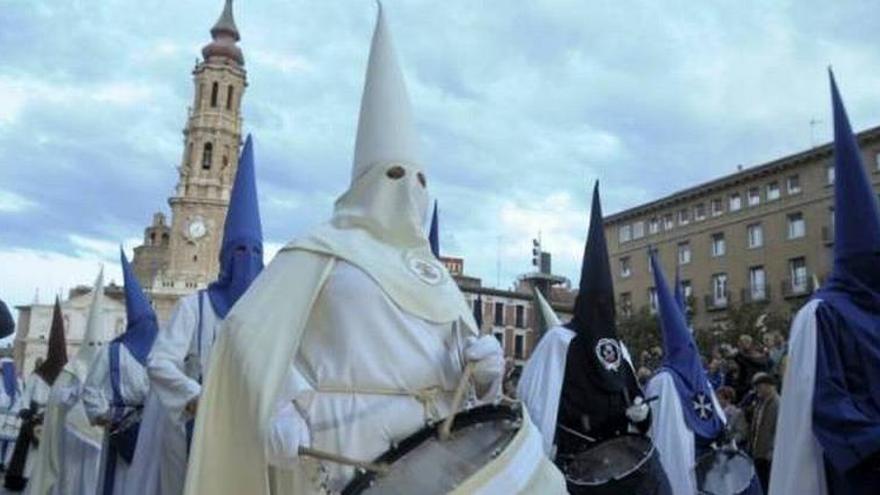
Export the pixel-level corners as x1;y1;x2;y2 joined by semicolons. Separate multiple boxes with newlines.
136;291;220;495
646;370;726;495
0;375;22;466
25;372;102;495
82;344;150;495
769;299;828;495
267;261;494;491
516;325;636;457
20;372;50;479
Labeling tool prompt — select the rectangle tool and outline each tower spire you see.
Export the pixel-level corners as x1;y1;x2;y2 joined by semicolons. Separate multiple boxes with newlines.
202;0;243;65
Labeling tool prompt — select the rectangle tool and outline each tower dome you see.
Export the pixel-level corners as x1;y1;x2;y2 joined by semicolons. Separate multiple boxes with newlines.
201;0;244;65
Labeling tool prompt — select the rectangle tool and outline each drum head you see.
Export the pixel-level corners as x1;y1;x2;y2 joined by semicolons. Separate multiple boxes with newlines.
565;435;655;486
343;405;521;495
696;448;755;495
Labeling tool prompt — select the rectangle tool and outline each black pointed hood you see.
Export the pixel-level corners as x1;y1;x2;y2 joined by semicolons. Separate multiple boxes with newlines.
566;182;626;391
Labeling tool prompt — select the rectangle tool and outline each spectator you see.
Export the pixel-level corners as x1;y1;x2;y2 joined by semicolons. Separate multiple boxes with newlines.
716;386;747;446
764;331;787;380
732;334;769;400
707;357;725;390
748;372;779;493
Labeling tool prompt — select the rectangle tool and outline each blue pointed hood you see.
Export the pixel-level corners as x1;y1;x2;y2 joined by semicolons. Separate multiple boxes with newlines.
566;181;626;391
208;134;264;318
115;248;158;365
650;250;723;440
829;70;880;262
674;267;687;321
429;200;440;258
1;360;17;403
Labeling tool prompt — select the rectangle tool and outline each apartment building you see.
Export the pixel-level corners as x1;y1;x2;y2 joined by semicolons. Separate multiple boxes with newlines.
604;125;880;330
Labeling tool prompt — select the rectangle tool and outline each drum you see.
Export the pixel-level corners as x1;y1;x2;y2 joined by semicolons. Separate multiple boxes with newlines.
343;404;522;495
695;446;756;495
562;434;672;495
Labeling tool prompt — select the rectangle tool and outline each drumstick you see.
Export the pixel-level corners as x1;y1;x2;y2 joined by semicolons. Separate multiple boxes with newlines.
439;361;475;441
298;446;390;475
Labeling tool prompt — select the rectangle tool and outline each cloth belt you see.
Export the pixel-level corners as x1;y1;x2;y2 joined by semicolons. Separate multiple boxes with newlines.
312;385;453;424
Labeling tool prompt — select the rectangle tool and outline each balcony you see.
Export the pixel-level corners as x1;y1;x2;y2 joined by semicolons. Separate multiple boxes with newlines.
740;285;771;304
781;277;811;299
704;292;730;311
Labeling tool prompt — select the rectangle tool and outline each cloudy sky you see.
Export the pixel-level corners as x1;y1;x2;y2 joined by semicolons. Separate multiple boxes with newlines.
1;0;879;314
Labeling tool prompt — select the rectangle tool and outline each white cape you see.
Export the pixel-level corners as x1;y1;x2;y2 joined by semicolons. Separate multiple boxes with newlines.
769;299;827;495
646;370;726;495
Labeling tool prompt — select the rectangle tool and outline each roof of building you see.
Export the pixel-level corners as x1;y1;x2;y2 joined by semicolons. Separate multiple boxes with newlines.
603;124;880;225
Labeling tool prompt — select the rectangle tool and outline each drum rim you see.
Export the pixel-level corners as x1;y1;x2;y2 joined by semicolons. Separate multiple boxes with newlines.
564;434;656;487
695;447;756;495
342;404;521;495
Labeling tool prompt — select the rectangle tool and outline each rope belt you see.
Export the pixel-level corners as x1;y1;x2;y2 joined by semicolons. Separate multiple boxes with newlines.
313;385;453;422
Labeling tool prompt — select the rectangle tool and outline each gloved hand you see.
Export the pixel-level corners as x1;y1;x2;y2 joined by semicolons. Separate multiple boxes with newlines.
625;396;649;423
464;335;505;390
265;402;311;469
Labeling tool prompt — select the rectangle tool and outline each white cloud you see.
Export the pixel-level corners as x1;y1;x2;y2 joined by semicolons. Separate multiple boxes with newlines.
0;190;37;213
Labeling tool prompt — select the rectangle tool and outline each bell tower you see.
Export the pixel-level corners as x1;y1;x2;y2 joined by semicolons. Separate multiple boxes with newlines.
132;0;247;321
165;0;246;287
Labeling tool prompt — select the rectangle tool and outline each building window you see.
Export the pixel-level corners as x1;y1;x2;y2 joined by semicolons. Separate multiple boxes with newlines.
711;233;726;257
748;187;761;206
767;182;780;201
663;214;675;231
210;81;219;108
712;273;728;306
747;223;764;248
647;250;656;272
632;221;645;239
620;257;632;278
875;151;880;171
648;217;660;235
749;266;767;301
827;164;835;185
494;302;504;326
226;85;234;110
787;212;805;239
619;224;632;243
648;287;658;314
620;292;633;318
790;257;808;293
514;333;525;359
202;142;213;170
515;305;525;328
678;241;691;265
729;193;742;212
787;175;801;194
711;198;724;217
681;280;693;302
694;203;706;221
678;209;690;226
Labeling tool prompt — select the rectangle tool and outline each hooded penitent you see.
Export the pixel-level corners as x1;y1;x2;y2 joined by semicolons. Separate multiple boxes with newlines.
565;181;626;391
649;250;723;441
35;298;68;386
429;200;440;258
207;134;264;319
810;71;880;489
0;299;13;339
115;249;158;366
67;268;106;384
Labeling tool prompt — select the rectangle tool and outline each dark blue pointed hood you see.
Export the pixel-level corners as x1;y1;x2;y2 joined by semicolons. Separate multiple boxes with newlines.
0;299;13;339
115;248;158;366
566;182;626;391
1;360;17;404
650;250;723;440
207;134;264;318
429;200;439;258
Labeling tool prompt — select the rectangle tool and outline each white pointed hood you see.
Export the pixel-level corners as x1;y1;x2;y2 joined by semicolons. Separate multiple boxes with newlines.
67;267;106;383
534;287;561;332
286;4;471;325
351;2;421;181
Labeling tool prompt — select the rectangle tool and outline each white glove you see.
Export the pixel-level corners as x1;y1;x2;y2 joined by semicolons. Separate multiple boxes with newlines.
265;402;311;469
625;396;649;423
464;335;505;389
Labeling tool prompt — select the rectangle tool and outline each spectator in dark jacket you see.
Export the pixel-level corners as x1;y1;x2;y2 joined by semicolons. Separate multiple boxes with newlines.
748;372;779;493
